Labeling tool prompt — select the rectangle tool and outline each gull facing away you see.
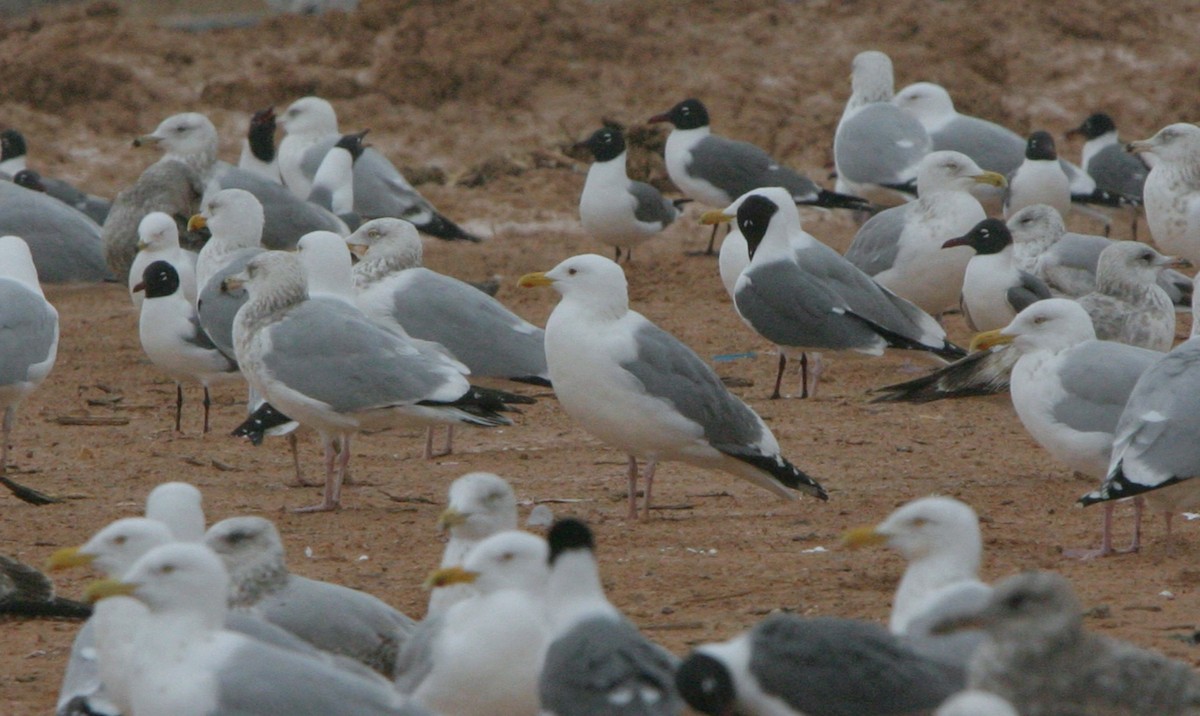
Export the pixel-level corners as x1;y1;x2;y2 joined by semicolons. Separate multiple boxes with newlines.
1129;123;1200;263
707;188;964;399
649;97;869;254
519;254;827;519
228;251;520;512
237;106;281;183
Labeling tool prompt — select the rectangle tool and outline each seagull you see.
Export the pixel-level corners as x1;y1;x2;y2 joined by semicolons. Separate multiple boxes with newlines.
134;261;239;433
228;251;521;512
427;472;519;617
892;82;1025;177
1075;241;1180;353
0;128;111;224
1081;285;1200;548
941;218;1051;332
276;96;480;242
143;481;206;542
972;300;1161;557
1003;131;1070;219
648;98;869;254
135;111;348;250
842;496;991;668
1128;122;1200;262
347;217;550;387
539;519;683;716
519;254;827;519
86;543;430;716
0;236;58;481
576;125;683;262
0;177;109;283
101;157;204;281
833;50;932;204
1066;113;1149;203
205;515;416;677
308;131;368;231
401;531;550;716
844;150;1005;315
675;612;962;716
128;211;198;310
706;188;964;399
237;107;281;183
932;571;1200;714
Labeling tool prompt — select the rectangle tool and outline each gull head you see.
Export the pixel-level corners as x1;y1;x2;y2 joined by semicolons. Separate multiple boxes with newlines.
194;188;265;250
1127;123;1200;163
843;496;981;566
345;217;422;266
48;517;174;579
221;251;306;303
204;516;287;579
1066;112;1117;142
135;112;217;159
917;151;1005;195
133;261;181;299
136;212;180;252
1095;240;1187;290
706;187;798;261
850;50;895;103
942;218;1012;255
893;82;956;127
519;254;628;314
576;125;627;163
439;471;518;540
1024;131;1058;161
145;481;206;542
462;530;549;595
974;298;1095;354
932;571;1082;644
1005;204;1065;251
279;96;339;137
87;543;229;624
648;98;710;130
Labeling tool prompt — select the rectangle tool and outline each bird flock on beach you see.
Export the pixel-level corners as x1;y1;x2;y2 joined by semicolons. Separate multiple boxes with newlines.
5;37;1200;715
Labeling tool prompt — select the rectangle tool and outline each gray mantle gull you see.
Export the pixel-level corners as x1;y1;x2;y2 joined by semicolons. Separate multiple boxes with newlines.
1129;123;1200;262
87;543;430;716
1075;240;1181;353
834;50;932;205
0;180;109;283
707;188;964;400
519;254;827;519
0;128;110;224
348;217;550;387
676;612;963;716
1081;282;1200;547
892;82;1025;178
237;107;281;184
1066;113;1149;202
933;571;1200;715
101;157;204;280
205;516;416;678
941;218;1051;332
577;125;683;263
276;96;479;242
973;300;1161;557
1003;131;1070;219
844;150;1005;315
649;98;869;254
0;236;58;483
540;519;683;716
228;251;522;511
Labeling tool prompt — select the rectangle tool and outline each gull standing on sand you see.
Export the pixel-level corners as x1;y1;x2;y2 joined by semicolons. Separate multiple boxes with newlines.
0;236;58;478
577;125;683;262
427;472;519;616
192;188;267;361
228;251;518;511
933;571;1200;714
834;50;932;204
706;188;964;399
520;254;827;519
276;96;479;242
1129;123;1200;262
648;98;869;254
844;150;1005;315
972;300;1161;557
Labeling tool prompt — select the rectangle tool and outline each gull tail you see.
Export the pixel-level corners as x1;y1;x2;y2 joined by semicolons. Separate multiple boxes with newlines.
0;475;61;505
802;188;874;212
415;212;483;243
869;347;1014;403
0;556;92;620
718;446;828;501
843;311;967;361
508;375;553;388
878;180;919;197
1078;461;1186;506
231;403;297;446
1071;188;1141;208
417;385;527;426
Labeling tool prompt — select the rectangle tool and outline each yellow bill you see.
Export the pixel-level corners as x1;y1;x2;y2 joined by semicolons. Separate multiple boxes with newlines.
841;525;887;549
518;272;553;288
187;214;207;232
84;579;137;603
423;565;478;590
970;329;1013;352
699;210;734;225
972;171;1007;188
46;546;95;571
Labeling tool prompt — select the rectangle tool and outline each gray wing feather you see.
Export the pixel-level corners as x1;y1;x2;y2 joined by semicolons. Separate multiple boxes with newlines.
1051;341;1160;434
688;135;820;202
628;181;677;226
301;138;433;221
0;281;57;386
101;159;203;279
393;613;444;694
197;249;260;360
1088;145;1148;199
930;116;1025;175
835;103;931;184
212;166;346;249
540;617;682;716
1006;271;1052;313
0;181;109;283
844;204;909;276
1111;341;1200;484
620;323;765;450
385;269;548;381
263;300;462;414
748;614;963;716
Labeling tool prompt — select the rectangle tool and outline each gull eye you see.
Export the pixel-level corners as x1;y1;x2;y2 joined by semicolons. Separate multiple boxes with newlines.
910;517;929;528
113;535;127;545
1032;315;1047;325
567;267;578;276
160;564;176;575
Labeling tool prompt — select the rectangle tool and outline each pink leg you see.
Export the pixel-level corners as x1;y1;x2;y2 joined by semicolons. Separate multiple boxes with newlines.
1064;503;1117;560
424;427;454;459
284;432;318;487
641;459;658;519
1124;498;1144;553
807;353;825;397
293;435;341;513
626;455;639;520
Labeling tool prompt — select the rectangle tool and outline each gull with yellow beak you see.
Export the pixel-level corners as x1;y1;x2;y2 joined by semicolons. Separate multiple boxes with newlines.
845;151;1007;316
705;187;964;399
519;253;827;518
971;299;1161;557
427;472;518;617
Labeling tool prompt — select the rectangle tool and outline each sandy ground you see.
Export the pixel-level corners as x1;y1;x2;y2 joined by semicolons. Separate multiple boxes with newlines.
3;1;1200;713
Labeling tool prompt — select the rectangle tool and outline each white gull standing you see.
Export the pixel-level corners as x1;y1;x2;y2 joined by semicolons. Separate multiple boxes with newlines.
519;254;827;519
1128;122;1200;262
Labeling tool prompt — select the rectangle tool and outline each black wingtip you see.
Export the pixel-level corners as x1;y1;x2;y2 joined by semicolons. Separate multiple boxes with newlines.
231;403;295;446
0;476;62;505
721;448;828;500
547;518;595;563
1071;188;1141;208
936;341;968;361
417;212;483;243
804;188;874;212
1079;461;1189;506
676;652;737;716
